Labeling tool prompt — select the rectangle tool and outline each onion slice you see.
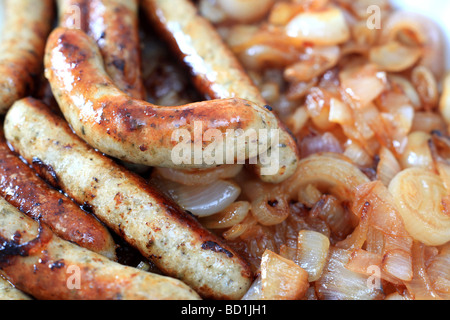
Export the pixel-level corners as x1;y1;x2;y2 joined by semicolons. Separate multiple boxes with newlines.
285;7;350;46
260;250;309;300
388;168;450;246
315;247;384;300
296;230;330;281
151;178;241;217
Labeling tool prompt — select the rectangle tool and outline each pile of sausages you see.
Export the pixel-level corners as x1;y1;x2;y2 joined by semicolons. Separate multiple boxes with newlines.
0;0;300;300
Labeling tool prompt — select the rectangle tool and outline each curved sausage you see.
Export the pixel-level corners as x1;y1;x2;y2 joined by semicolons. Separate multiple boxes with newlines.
87;0;145;99
141;0;300;183
0;196;201;300
0;130;117;260
4;97;254;300
44;27;282;172
0;0;54;114
57;0;145;99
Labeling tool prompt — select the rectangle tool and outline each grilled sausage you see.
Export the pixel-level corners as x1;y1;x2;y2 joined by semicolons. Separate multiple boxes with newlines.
0;130;117;260
44;27;282;172
0;0;54;114
4;97;253;300
0;196;201;300
141;0;300;183
57;0;145;99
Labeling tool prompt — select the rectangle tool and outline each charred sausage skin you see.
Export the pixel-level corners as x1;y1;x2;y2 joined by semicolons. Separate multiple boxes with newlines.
142;0;300;183
0;130;117;260
0;0;54;113
0;196;201;300
4;97;253;300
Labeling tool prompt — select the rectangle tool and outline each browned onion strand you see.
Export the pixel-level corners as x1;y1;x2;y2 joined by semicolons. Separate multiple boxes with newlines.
146;0;450;300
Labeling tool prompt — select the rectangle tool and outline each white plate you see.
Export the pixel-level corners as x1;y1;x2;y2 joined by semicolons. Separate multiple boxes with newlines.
0;0;448;68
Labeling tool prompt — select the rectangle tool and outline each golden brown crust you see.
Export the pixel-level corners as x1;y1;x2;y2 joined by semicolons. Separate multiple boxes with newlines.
0;130;117;260
0;197;201;300
142;0;300;183
0;0;54;113
44;27;280;170
87;0;145;99
5;97;254;300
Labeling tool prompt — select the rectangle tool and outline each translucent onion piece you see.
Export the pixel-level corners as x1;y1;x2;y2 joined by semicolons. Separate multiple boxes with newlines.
369;41;422;72
343;142;372;167
379;11;445;80
200;201;250;230
388;168;450;246
296;230;330;281
405;242;443;300
241;277;263;300
411;66;439;111
310;195;355;239
155;165;243;186
328;98;353;125
399;131;435;171
427;244;450;299
315;247;384;300
389;75;421;110
282;154;371;204
152;178;241;217
439;73;450;125
284;46;340;82
298;184;322;208
268;2;303;26
285;7;350;46
345;249;401;284
339;63;386;108
222;214;257;241
251;192;290;226
260;250;309;300
377;146;401;187
382;249;413;282
286;106;309;135
411;112;446;133
217;0;275;23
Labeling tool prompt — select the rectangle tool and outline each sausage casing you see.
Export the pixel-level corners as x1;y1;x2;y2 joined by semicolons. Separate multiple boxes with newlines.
0;196;201;300
44;27;281;171
142;0;300;183
4;97;253;300
0;130;117;260
0;0;53;113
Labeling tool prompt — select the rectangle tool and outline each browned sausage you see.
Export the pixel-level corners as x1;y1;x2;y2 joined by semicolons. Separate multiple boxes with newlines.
0;0;54;114
0;196;201;300
4;97;254;300
57;0;145;99
141;0;300;183
44;27;283;173
0;129;117;260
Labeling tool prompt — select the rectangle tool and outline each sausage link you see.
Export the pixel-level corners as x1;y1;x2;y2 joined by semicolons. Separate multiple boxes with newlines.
0;130;117;260
0;196;201;300
4;98;254;300
0;0;53;114
57;0;145;99
88;0;145;99
44;27;281;171
141;0;300;183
